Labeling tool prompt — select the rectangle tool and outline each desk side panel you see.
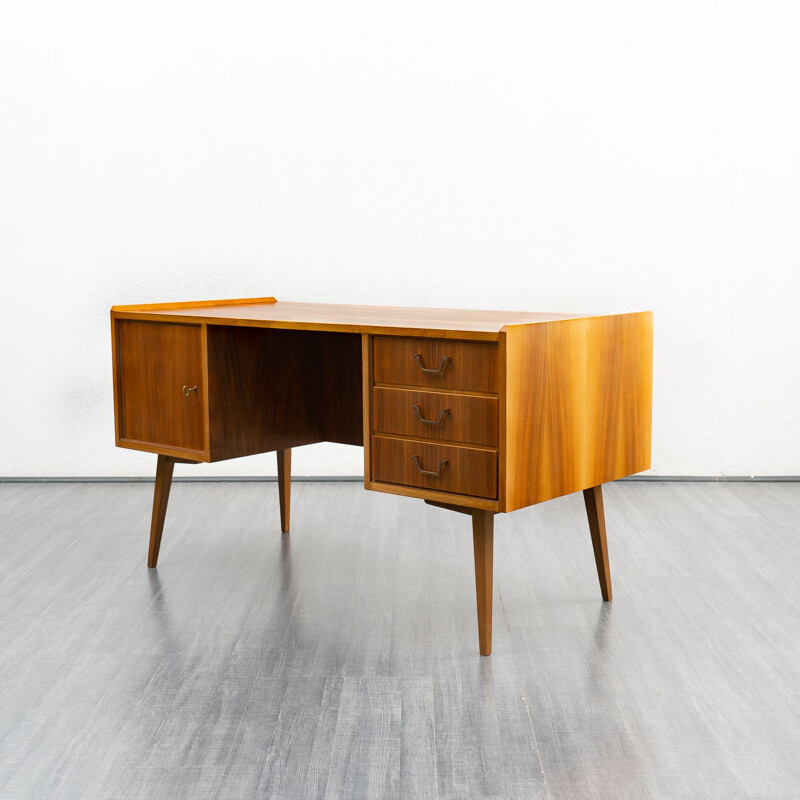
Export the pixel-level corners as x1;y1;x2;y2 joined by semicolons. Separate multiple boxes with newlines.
502;313;653;511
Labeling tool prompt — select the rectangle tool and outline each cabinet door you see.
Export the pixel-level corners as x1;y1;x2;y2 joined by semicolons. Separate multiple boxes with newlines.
116;320;205;455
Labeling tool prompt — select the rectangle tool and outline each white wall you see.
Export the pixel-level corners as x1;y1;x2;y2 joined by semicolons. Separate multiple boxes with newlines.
1;1;798;478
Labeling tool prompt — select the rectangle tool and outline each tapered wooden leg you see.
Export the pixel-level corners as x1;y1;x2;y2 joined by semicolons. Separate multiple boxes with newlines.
472;509;494;656
277;448;291;533
148;455;175;568
583;484;612;601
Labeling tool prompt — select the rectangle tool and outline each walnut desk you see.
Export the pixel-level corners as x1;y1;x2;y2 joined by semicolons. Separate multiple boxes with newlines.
111;298;653;655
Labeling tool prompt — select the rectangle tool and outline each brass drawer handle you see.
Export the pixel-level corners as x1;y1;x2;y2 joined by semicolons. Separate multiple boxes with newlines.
182;385;198;397
411;455;448;477
413;405;450;425
414;354;450;374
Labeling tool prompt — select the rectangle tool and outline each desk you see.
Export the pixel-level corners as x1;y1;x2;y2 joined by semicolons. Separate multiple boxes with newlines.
111;297;653;655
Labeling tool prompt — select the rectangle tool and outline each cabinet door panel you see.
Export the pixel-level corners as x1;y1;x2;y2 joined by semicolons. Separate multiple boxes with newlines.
117;321;205;454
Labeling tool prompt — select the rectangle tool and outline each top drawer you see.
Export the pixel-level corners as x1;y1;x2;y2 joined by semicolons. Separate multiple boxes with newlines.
373;337;498;394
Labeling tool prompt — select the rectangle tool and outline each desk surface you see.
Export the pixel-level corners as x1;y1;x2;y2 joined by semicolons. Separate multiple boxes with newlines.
111;297;597;339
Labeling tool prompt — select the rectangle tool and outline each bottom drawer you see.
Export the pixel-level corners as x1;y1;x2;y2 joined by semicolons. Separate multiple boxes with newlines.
371;436;497;499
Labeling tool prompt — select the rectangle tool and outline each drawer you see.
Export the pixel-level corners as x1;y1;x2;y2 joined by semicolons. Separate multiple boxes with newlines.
372;387;498;447
372;436;497;499
373;337;498;393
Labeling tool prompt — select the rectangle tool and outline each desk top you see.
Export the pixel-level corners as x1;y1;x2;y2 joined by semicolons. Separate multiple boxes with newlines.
111;297;597;340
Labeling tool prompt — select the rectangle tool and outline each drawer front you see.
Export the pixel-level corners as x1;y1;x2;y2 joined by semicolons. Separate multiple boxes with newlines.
372;387;498;447
372;436;497;499
117;320;205;453
373;337;498;393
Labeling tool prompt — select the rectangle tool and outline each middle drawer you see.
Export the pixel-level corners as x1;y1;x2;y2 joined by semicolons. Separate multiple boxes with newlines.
372;387;498;447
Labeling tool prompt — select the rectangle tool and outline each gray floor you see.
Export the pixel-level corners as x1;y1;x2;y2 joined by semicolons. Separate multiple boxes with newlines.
0;480;798;799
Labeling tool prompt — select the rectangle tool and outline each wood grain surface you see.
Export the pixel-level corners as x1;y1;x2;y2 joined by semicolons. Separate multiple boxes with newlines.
583;484;612;601
147;454;175;567
373;337;499;393
471;509;494;656
112;296;278;311
206;326;322;460
371;436;498;499
372;387;498;447
277;449;291;534
207;326;363;460
111;298;592;339
316;331;364;447
501;312;653;510
365;480;500;511
111;305;654;526
116;320;206;455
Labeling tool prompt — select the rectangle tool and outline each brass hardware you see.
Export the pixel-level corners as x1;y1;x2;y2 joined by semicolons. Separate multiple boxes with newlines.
411;456;448;477
414;354;450;374
413;405;450;425
182;385;198;397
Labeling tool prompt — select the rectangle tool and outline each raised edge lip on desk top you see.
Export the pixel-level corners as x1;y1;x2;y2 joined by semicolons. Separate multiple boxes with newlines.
109;298;613;336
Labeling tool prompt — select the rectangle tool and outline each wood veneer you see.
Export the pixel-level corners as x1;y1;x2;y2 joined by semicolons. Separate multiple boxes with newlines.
583;484;612;601
372;387;498;447
114;322;364;463
111;296;653;657
472;510;494;656
112;298;591;339
277;449;291;534
207;326;321;460
500;312;653;510
207;327;362;457
371;436;498;499
317;332;364;447
117;321;205;455
148;454;175;567
373;337;499;393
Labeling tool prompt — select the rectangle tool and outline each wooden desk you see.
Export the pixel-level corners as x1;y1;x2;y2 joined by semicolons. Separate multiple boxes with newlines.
111;298;653;655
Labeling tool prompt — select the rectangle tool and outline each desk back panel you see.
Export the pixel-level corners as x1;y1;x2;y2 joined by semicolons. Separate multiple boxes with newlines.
207;326;322;460
207;326;363;460
316;331;364;447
